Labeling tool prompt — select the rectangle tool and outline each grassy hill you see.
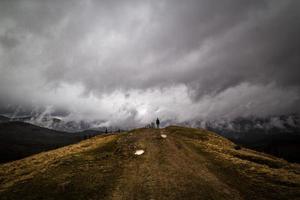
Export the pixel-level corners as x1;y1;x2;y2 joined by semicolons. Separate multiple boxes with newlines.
0;122;90;163
0;126;299;200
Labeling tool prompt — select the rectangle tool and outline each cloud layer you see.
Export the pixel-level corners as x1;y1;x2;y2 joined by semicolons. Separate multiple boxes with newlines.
0;0;300;127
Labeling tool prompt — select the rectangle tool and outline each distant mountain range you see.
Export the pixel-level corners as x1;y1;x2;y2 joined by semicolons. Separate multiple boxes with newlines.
0;114;117;133
190;114;299;138
188;114;300;162
0;115;112;132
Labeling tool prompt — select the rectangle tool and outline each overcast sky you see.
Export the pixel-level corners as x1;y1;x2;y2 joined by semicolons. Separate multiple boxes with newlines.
0;0;299;127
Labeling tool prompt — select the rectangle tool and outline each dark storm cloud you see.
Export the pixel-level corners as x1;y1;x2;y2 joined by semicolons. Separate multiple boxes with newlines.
0;0;299;125
186;1;300;99
0;32;20;49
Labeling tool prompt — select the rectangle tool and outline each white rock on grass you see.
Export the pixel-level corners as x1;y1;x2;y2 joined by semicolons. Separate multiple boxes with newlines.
134;150;144;155
161;134;167;138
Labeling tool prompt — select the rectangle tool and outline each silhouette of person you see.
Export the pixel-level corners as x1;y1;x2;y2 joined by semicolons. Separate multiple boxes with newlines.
156;118;160;129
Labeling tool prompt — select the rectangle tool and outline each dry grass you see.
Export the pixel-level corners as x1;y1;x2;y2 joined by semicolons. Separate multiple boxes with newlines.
167;126;300;200
1;126;300;200
0;134;117;192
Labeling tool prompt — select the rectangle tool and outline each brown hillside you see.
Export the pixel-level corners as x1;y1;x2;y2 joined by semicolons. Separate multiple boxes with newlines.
0;126;299;200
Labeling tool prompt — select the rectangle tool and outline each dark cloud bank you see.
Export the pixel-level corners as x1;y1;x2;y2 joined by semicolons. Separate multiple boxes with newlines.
0;0;299;127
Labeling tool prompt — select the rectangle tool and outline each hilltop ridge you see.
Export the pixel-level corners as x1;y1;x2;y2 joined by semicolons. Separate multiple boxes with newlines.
0;126;299;200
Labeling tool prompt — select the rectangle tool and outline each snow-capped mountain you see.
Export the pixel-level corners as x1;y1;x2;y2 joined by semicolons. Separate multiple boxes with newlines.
189;114;300;140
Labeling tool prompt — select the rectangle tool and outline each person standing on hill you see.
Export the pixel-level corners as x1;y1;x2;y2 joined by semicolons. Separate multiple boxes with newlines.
156;118;160;129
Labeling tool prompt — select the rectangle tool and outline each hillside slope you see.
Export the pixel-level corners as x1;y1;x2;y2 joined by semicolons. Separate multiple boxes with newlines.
0;122;88;163
0;126;299;200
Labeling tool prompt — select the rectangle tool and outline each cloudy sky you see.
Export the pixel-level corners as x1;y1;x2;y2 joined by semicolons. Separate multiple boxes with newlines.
0;0;299;127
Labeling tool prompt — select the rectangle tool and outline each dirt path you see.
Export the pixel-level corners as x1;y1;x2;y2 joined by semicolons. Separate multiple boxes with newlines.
110;128;243;200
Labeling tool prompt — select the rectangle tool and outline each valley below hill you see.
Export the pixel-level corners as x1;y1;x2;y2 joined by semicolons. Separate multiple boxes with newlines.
0;121;102;163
